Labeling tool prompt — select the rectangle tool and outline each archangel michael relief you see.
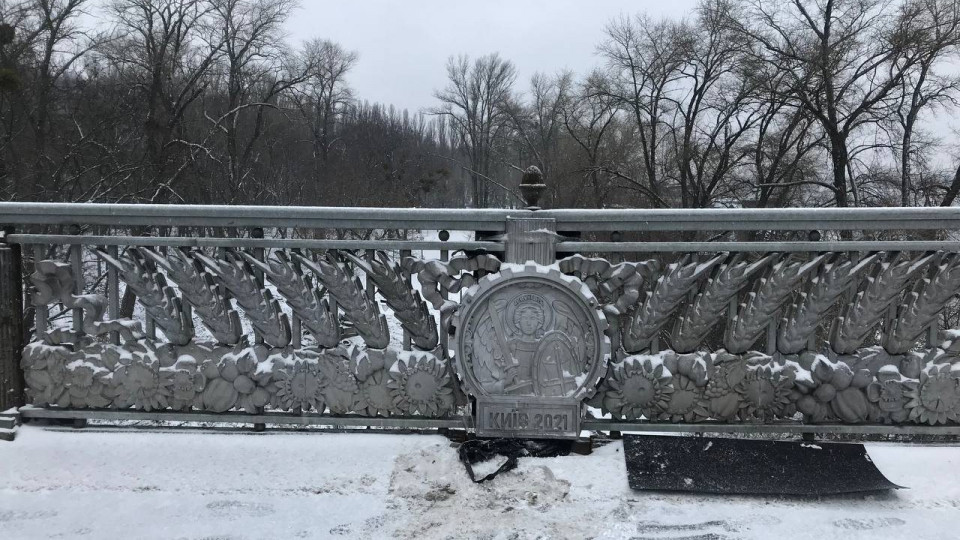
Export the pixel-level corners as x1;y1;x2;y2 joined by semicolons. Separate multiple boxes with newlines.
455;266;608;400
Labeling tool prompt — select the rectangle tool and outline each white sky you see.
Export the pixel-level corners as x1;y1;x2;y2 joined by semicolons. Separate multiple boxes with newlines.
285;0;699;113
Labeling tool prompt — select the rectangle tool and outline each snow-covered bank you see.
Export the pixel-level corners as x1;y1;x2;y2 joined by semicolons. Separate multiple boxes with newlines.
0;426;958;539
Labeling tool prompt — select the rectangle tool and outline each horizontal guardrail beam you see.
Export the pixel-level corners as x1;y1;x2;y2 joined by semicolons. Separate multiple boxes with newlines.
12;235;957;255
19;407;468;429
542;207;960;231
4;203;960;232
6;234;504;252
558;240;960;253
0;202;521;230
20;408;957;436
581;420;960;436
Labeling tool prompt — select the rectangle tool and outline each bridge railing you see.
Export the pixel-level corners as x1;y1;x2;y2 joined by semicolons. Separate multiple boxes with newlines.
2;201;960;436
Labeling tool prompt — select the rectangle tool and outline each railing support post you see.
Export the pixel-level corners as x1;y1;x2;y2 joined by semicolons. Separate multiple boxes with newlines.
505;166;556;265
505;217;556;265
0;228;25;411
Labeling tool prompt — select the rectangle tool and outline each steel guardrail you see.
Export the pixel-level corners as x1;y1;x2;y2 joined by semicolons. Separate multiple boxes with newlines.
4;234;504;251
4;202;960;232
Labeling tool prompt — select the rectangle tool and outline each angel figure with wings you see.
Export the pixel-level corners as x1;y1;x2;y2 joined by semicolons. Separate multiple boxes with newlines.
472;291;588;397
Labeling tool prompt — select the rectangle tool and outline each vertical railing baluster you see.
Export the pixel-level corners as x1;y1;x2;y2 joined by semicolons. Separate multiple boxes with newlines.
363;249;379;346
181;300;192;337
214;244;233;344
146;315;156;340
728;296;738;346
34;244;48;338
400;248;411;351
808;231;823;351
144;239;156;340
928;318;939;349
291;249;302;349
439;230;449;353
610;231;623;264
216;245;227;303
252;227;265;346
766;310;779;355
325;248;339;342
69;227;83;336
884;303;897;350
365;249;375;298
107;245;120;345
328;279;339;340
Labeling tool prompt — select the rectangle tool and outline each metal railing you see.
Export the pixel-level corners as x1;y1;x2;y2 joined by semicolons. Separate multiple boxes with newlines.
2;201;960;436
5;201;960;229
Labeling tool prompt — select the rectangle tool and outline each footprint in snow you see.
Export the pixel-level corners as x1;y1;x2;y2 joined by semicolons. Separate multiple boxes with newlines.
0;509;58;522
637;520;739;534
328;524;352;535
205;500;275;517
833;517;906;530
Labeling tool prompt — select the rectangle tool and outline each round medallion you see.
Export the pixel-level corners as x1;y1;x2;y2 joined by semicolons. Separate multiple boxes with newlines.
453;264;609;400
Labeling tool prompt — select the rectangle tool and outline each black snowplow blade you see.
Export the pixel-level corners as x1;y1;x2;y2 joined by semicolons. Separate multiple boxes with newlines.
623;434;902;496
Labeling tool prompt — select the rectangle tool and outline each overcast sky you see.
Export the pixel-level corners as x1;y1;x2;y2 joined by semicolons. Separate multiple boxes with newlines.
285;0;700;113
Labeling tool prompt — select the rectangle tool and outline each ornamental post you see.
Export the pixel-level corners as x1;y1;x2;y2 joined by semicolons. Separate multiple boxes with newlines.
0;227;25;411
506;166;556;265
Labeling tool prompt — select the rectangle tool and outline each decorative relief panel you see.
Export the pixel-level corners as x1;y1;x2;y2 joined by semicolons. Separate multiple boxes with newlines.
454;265;608;399
19;248;960;429
453;265;609;437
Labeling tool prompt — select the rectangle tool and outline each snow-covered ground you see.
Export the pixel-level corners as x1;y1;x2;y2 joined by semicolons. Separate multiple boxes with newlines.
1;426;959;539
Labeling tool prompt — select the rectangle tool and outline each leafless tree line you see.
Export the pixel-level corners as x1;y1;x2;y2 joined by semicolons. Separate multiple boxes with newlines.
2;0;960;210
0;0;464;207
436;0;960;209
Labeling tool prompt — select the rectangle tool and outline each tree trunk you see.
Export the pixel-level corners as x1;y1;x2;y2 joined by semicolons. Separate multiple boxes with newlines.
829;133;849;207
901;131;912;207
940;162;960;207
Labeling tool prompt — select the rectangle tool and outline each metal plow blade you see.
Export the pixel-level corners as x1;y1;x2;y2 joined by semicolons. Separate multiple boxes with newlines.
623;434;902;496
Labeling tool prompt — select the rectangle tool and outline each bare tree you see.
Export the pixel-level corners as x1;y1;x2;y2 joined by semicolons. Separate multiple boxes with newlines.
292;38;357;165
432;53;516;208
561;73;622;207
507;71;571;180
207;0;306;201
736;0;931;207
748;74;824;208
668;0;762;208
596;14;688;206
891;0;960;206
0;0;99;198
106;0;222;203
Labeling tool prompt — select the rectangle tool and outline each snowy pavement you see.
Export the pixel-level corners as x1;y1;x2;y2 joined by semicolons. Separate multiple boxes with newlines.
1;426;959;539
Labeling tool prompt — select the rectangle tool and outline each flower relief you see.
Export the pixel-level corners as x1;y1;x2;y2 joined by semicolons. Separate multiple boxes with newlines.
201;345;276;413
61;356;112;408
907;363;960;425
599;353;674;420
355;347;396;417
387;351;455;415
113;345;174;412
272;354;327;413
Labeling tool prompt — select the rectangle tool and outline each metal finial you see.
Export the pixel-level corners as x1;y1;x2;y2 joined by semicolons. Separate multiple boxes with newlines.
519;166;546;210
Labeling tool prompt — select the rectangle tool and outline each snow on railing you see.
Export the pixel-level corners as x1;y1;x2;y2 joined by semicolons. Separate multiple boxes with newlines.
2;201;960;435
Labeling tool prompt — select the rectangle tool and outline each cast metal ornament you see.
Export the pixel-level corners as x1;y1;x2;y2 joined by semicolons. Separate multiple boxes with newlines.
453;264;610;438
